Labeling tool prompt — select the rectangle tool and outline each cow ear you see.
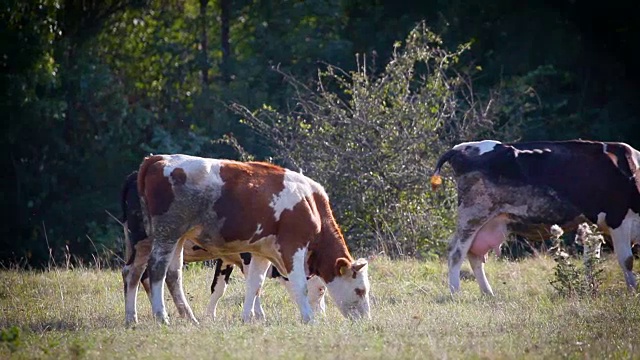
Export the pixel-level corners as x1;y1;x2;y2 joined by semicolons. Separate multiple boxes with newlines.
335;257;351;276
352;258;368;272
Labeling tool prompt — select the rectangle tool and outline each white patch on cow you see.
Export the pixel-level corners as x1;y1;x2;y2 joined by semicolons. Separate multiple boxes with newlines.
270;169;321;221
287;247;314;323
160;154;225;187
254;224;263;236
150;279;167;322
596;212;607;228
609;209;640;289
453;140;502;155
622;142;640;171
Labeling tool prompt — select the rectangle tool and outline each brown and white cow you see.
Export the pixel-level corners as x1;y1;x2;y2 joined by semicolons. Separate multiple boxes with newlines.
120;172;327;322
127;154;370;325
431;139;640;295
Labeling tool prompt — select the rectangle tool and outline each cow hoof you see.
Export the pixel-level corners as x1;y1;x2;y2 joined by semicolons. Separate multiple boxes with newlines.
125;320;137;329
254;311;266;322
154;312;170;325
125;314;138;328
204;308;217;320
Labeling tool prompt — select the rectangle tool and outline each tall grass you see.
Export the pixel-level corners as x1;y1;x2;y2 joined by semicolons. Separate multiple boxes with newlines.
1;256;639;359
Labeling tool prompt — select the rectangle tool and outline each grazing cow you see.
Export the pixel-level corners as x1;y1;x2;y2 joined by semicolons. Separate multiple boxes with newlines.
431;139;640;295
120;172;327;322
127;155;370;325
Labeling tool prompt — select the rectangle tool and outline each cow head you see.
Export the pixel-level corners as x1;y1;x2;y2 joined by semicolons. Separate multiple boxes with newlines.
325;257;371;319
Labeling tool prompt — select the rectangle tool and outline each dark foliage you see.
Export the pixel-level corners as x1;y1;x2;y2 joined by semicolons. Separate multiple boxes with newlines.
1;0;638;267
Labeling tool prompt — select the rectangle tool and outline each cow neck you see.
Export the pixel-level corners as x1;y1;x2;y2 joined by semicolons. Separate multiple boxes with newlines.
307;193;353;284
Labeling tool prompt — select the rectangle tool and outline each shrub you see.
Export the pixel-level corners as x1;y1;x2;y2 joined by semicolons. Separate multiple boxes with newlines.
232;22;512;257
549;224;604;297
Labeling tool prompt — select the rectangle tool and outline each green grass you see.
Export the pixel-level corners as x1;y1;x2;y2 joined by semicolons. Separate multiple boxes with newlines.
1;255;639;359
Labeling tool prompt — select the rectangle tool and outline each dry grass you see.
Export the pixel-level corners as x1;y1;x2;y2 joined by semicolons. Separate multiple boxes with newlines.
1;255;639;359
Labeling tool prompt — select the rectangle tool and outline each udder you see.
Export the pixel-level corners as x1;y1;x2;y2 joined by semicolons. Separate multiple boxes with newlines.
468;214;510;257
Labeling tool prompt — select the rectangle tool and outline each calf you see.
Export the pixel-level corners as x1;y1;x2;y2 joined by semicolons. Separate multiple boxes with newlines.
121;172;326;322
431;140;640;295
127;155;370;325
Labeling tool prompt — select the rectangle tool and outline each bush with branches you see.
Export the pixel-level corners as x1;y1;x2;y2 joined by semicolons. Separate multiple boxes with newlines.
232;22;521;257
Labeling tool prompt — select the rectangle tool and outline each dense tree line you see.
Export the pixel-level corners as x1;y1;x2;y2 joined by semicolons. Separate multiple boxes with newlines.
2;0;638;267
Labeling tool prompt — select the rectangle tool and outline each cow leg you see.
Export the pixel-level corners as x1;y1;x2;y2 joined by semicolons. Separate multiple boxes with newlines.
242;259;267;320
610;222;637;290
148;240;180;325
122;264;145;326
140;270;151;297
204;260;234;320
287;247;314;323
279;274;326;315
165;246;198;324
306;275;327;315
253;296;266;320
242;255;270;323
122;238;151;326
468;253;494;296
448;225;482;294
447;238;465;294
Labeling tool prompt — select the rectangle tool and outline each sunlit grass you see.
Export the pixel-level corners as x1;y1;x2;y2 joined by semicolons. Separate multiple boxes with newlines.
1;255;639;359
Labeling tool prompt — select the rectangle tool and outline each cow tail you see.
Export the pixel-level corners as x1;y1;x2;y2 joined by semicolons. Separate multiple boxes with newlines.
121;172;136;223
121;173;132;265
433;149;457;176
431;148;456;190
136;155;164;236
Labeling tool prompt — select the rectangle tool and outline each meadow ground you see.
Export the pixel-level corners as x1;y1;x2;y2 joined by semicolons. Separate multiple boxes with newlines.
1;255;639;359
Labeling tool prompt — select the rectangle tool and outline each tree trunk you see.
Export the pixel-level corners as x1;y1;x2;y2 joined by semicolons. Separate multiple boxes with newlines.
220;0;231;83
200;0;209;87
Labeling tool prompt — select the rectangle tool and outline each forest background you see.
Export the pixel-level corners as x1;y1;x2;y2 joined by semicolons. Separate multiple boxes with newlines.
2;0;638;267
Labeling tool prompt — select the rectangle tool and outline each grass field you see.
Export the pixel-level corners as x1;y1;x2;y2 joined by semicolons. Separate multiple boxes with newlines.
1;255;639;359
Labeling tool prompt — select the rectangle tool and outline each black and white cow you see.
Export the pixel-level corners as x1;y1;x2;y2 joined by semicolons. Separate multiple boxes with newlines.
120;171;327;323
431;140;640;295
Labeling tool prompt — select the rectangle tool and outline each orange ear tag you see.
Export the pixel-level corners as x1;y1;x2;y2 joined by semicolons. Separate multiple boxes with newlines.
430;175;442;191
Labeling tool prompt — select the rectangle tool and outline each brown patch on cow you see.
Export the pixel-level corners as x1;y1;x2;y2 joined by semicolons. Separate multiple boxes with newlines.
276;195;323;274
138;155;174;216
137;155;163;194
133;238;152;267
355;288;366;297
308;192;353;284
214;161;286;242
171;168;187;185
212;161;339;279
181;225;204;242
625;255;634;272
